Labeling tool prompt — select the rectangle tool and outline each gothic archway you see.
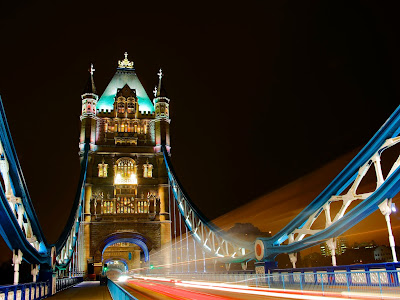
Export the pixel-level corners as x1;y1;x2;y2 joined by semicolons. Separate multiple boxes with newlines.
99;232;151;262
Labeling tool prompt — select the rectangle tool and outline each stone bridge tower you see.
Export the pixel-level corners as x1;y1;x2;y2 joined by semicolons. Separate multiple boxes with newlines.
79;54;171;275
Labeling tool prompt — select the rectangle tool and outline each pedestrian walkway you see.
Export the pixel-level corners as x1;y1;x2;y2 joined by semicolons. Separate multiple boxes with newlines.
49;281;112;299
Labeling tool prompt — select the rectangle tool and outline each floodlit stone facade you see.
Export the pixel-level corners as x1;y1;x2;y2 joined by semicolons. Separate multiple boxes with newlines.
79;55;171;275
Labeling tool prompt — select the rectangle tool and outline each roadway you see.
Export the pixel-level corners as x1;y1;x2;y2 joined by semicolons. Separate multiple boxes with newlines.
120;279;316;300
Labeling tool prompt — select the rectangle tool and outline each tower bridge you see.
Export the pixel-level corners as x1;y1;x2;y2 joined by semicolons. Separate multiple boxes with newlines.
0;54;399;299
80;54;171;276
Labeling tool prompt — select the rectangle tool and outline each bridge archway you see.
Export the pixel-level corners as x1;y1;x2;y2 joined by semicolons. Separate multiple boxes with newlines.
99;232;151;263
104;257;128;270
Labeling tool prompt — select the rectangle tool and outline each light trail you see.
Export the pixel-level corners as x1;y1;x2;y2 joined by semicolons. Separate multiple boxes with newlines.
175;280;395;300
129;253;232;272
126;279;236;300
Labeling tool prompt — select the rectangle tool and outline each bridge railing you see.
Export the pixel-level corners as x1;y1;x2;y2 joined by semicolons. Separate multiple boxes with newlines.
56;276;83;292
138;269;400;298
0;281;49;300
107;279;138;300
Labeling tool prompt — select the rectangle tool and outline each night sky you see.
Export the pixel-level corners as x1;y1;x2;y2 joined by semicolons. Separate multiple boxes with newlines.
0;1;400;252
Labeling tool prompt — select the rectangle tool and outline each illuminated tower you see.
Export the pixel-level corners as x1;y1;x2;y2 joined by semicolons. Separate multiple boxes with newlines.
79;53;172;275
80;64;98;151
153;69;171;153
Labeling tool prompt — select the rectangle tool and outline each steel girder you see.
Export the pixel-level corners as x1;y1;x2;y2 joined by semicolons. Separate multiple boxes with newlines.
162;146;254;263
256;104;400;261
0;96;50;264
0;95;89;270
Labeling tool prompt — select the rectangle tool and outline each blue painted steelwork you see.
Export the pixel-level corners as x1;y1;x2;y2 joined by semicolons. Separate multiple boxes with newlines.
107;279;138;300
162;145;254;262
0;94;89;271
257;105;400;260
0;96;50;264
54;140;89;269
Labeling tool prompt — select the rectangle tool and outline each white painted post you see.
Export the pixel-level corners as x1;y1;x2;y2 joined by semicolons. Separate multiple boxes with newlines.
225;263;231;271
326;238;337;266
0;155;13;197
289;253;297;268
379;199;398;262
13;249;23;284
31;264;39;282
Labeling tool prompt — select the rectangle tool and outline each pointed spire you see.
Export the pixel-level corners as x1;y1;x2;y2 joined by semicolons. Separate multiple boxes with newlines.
83;63;97;94
153;86;158;97
155;68;167;97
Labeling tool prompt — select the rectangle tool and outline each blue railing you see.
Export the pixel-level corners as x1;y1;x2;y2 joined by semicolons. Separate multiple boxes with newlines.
107;279;138;300
0;281;49;300
56;276;83;292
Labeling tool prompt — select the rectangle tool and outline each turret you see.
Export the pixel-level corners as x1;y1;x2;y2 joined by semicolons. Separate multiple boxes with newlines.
80;64;98;151
153;69;171;153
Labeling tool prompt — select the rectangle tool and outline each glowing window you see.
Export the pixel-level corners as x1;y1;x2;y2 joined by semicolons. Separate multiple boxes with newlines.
127;102;135;114
114;158;137;185
116;197;135;213
102;201;114;214
98;161;108;177
143;160;153;178
118;102;125;113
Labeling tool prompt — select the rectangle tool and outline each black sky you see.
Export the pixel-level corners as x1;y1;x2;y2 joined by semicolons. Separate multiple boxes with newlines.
0;1;400;246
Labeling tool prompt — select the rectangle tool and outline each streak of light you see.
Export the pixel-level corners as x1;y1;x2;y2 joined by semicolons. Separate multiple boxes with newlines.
175;280;392;300
129;254;231;272
127;279;232;300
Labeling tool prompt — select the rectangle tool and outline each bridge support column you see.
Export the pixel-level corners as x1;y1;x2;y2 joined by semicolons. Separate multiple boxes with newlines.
326;238;337;266
379;199;398;263
159;183;172;272
84;183;92;275
31;264;39;282
12;249;22;284
385;214;398;262
225;263;231;271
288;253;297;268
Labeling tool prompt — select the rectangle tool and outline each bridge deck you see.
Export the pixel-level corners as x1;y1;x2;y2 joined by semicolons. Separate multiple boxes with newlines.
50;281;112;299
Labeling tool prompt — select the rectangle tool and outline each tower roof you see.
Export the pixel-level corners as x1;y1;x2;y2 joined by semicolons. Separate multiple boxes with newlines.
82;64;97;94
97;54;154;113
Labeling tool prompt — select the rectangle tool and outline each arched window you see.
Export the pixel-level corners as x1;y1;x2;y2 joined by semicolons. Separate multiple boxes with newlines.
127;102;135;114
118;102;125;113
114;158;137;185
98;159;108;177
143;160;153;178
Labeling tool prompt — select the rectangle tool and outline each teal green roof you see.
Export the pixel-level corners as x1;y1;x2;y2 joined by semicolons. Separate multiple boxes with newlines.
97;68;154;113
